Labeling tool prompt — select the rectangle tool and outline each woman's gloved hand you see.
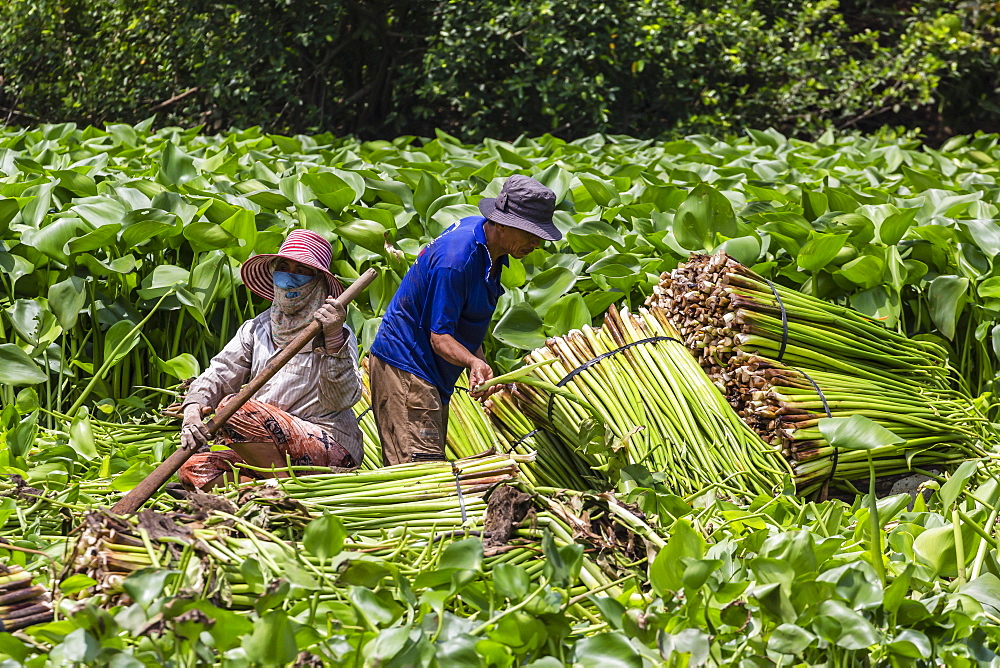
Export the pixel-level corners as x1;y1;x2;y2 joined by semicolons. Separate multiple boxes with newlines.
315;296;347;352
181;403;212;450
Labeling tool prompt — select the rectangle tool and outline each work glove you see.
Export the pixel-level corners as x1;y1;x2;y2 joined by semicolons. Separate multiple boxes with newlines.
315;296;347;351
181;403;212;450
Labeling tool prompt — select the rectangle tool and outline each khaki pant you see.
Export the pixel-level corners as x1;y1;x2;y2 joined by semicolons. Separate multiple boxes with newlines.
369;356;449;466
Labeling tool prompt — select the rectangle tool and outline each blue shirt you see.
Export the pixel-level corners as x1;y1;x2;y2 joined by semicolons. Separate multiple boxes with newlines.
371;216;507;401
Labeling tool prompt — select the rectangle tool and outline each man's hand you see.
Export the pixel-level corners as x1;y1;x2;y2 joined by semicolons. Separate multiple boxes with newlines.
469;359;495;399
181;403;212;450
314;296;347;346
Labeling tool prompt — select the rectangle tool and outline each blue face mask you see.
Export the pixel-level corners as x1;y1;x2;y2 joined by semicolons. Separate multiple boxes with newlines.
273;271;314;297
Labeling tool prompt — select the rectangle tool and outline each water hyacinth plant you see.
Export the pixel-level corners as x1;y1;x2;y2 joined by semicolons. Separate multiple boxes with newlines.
2;121;1000;664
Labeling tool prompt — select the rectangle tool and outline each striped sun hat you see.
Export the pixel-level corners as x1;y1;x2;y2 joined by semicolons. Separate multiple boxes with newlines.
240;229;344;301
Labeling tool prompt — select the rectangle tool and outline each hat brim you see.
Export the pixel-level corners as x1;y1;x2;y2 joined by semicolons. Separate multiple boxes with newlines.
479;198;562;241
241;252;344;301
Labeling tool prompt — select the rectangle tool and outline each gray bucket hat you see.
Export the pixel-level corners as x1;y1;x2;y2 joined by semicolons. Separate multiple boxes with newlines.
478;175;561;241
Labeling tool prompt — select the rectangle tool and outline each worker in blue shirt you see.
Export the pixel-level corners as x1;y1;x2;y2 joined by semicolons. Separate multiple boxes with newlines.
369;175;561;465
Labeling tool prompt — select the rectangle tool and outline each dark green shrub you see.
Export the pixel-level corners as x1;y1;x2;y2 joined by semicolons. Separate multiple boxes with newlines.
0;0;996;139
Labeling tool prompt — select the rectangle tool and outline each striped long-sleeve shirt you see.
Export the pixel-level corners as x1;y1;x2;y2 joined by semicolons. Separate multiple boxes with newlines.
182;310;364;465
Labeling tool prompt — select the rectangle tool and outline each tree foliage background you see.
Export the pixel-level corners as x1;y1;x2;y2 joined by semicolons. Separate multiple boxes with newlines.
0;0;997;141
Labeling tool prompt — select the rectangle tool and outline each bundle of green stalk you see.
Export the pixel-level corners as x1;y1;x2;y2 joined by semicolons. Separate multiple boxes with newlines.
256;452;526;539
0;476;176;545
507;304;790;498
647;251;995;493
484;390;598;490
40;409;180;461
0;564;53;631
71;508;276;607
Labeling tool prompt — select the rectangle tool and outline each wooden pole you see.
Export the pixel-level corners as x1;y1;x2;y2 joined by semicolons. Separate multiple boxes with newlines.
110;268;378;515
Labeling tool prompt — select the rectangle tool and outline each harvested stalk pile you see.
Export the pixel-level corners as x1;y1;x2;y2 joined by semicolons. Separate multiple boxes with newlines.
498;305;791;498
66;470;648;622
648;252;994;492
260;452;526;538
0;564;53;631
484;390;599;490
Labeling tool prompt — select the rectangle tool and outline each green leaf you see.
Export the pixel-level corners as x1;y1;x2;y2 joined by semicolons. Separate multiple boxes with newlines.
797;232;851;272
912;525;956;577
15;387;39;412
48;276;88;330
7;299;44;345
54;629;99;665
439;538;483;571
573;632;642;668
69;409;98;460
243;610;298;666
493;303;546;350
978;277;1000;299
303;512;346;560
182;221;237;251
673;183;737;251
219;209;257;262
366;624;412;665
877;207;919;245
336;219;386;253
768;623;816;655
927;275;969;340
527;267;578;315
73;199;127;228
157;353;200;380
414;171;444;218
540;529;582;588
67;222;122;255
649;520;704;595
816;600;878;650
111;462;155;492
939;460;979;508
544;293;591;336
25;217;87;263
157;142;198;186
122;568;176;608
138;265;189;299
0;198;19;233
959;219;1000;257
834;255;884;289
578;175;619;208
0;344;47;386
534;164;573;202
887;629;932;659
818;414;904;451
500;257;526;289
348;586;396;627
59;574;97;595
959;574;1000;617
493;563;530;601
682;558;722;590
566;219;623;253
587;254;641;278
104;320;142;366
717;235;760;265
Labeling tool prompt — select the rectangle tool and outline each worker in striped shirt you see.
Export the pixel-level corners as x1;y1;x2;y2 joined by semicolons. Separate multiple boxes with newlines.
176;230;363;490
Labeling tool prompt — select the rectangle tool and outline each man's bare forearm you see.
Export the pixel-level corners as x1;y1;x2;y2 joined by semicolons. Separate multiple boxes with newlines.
430;332;479;368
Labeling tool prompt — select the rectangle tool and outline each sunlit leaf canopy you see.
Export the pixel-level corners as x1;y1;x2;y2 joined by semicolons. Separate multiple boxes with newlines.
2;122;1000;418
